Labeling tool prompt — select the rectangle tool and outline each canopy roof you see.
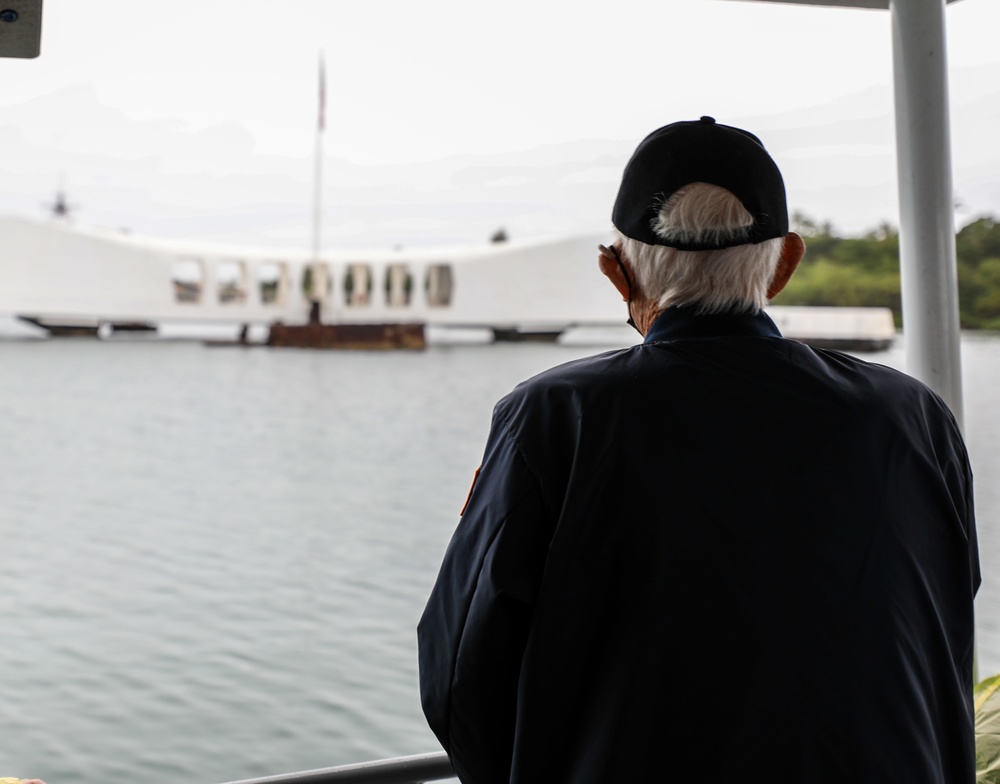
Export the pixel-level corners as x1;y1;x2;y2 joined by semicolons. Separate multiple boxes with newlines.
726;0;962;7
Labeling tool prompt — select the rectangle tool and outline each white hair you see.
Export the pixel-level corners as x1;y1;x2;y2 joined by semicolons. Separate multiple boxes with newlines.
617;182;785;315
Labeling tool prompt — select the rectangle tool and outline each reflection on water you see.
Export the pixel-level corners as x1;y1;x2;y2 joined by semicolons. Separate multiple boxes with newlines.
0;331;997;784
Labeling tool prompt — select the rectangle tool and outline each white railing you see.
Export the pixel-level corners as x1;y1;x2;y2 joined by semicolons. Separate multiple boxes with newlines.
218;752;454;784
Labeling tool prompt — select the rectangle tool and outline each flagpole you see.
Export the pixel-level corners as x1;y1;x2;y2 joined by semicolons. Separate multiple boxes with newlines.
310;51;327;319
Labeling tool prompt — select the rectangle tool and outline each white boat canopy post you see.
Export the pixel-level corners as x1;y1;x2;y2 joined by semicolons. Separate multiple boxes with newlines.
722;0;966;427
891;0;964;426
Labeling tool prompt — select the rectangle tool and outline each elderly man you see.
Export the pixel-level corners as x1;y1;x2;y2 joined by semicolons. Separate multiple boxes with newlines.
418;117;979;783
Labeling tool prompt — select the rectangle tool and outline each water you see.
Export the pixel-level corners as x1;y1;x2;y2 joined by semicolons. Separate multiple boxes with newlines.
1;331;999;784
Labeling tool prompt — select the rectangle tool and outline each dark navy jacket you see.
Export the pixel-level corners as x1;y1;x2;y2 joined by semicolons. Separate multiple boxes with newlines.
418;308;979;784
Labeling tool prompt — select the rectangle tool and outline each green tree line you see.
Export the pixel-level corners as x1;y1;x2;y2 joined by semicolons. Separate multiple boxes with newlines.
776;213;1000;330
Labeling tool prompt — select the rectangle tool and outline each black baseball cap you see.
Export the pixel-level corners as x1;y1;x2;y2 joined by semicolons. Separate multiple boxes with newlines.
612;116;788;251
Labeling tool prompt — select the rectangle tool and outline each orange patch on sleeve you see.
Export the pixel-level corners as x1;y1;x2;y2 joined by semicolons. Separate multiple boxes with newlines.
460;465;482;516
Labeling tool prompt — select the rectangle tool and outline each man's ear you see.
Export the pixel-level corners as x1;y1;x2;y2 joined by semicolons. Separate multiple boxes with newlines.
767;232;805;300
599;250;632;302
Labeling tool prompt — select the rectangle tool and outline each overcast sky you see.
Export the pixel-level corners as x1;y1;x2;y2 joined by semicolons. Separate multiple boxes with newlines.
1;0;998;250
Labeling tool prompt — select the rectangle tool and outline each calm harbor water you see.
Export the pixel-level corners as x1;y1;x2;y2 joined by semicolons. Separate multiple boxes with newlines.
1;329;999;784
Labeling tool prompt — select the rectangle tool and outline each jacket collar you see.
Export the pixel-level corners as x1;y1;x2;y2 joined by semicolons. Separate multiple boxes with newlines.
643;306;782;344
